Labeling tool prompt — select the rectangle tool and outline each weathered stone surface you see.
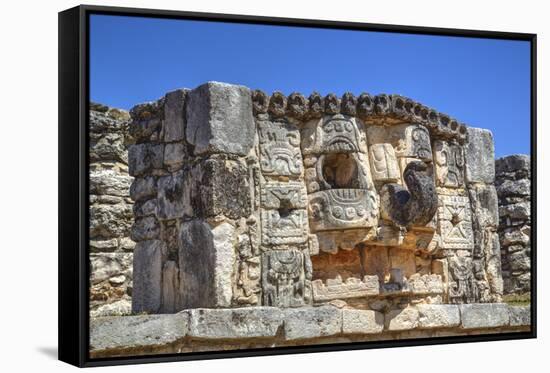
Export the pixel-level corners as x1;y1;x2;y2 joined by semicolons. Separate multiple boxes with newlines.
496;178;530;197
312;275;379;301
90;314;188;351
130;216;160;241
499;201;530;220
495;154;530;175
161;261;179;313
129;176;157;202
191;157;251;219
434;140;465;188
437;191;474;250
178;221;235;309
90;204;133;239
163;143;186;170
186;82;254;155
465;127;495;183
91;299;132;317
90;169;132;197
132;240;166;313
284;306;342;340
460;303;509;329
385;307;419;331
468;184;499;228
417;305;460;329
163;89;188;142
508;306;531;326
128;143;164;176
133;198;157;218
186;307;283;339
156;171;190;220
90;253;133;285
342;309;384;334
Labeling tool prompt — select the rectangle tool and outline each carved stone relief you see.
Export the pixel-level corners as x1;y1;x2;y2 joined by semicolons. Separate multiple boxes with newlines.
312;275;379;302
301;114;368;155
369;143;400;182
257;119;303;177
437;192;474;250
262;249;312;307
261;209;308;246
434;140;465;188
448;256;479;303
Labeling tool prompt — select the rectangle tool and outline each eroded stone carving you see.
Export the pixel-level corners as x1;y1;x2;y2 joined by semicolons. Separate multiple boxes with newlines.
434;140;465;188
380;161;438;227
437;192;474;249
124;84;506;330
312;275;379;302
258;119;303;177
262;249;312;307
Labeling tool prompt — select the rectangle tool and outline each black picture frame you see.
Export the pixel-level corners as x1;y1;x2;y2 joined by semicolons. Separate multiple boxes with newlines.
58;4;537;368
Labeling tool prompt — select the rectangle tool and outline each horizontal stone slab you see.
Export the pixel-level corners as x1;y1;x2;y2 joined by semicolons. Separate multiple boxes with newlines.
186;307;283;339
90;314;188;351
417;304;460;329
342;309;384;334
89;303;532;353
508;306;531;326
284;306;342;340
460;303;510;329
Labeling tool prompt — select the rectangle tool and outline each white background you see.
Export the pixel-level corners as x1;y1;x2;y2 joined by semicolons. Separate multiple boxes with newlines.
0;0;546;371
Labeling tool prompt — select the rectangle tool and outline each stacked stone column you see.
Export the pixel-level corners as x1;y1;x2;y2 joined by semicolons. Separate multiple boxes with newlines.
495;155;531;296
129;82;256;313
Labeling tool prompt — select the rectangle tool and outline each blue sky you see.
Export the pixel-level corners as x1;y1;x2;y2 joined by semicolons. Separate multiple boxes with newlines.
90;14;531;157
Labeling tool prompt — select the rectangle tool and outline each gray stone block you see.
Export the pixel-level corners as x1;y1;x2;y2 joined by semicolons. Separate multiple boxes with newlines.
128;143;164;177
342;309;384;334
508;306;531;326
186;307;283;339
385;307;419;331
157;171;191;220
460;303;510;329
132;240;166;313
416;304;460;329
495;154;530;174
130;216;160;242
129;176;157;202
163;89;188;142
178;221;236;308
190;157;251;219
90;314;188;351
465;127;495;183
186;82;254;156
164;143;186;170
284;306;342;340
469;184;499;228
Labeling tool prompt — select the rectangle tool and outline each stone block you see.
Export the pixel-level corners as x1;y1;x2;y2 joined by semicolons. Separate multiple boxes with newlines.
164;143;186;170
161;261;179;313
186;82;254;155
129;176;157;202
417;304;460;329
468;183;499;228
508;306;531;326
496;179;530;197
90;204;133;239
495;154;530;175
132;240;166;313
465;127;495;183
460;303;509;329
90;252;133;285
284;306;342;340
385;307;419;331
90;169;132;197
499;201;530;220
90;314;188;352
342;309;384;334
130;216;160;242
186;307;283;339
157;170;191;220
133;198;157;218
178;221;236;308
163;89;188;142
190;157;251;219
128;143;164;177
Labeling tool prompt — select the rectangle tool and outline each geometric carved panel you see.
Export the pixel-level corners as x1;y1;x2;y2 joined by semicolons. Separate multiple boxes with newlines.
437;193;474;249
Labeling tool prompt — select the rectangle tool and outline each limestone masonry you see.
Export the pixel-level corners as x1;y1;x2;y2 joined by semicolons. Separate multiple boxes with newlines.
89;82;531;357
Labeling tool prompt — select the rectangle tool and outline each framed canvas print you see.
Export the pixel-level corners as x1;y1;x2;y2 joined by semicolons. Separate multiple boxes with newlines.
58;4;536;367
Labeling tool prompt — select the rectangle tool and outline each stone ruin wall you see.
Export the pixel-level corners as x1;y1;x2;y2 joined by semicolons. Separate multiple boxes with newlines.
89;103;135;317
126;81;505;314
495;155;531;297
87;82;532;356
